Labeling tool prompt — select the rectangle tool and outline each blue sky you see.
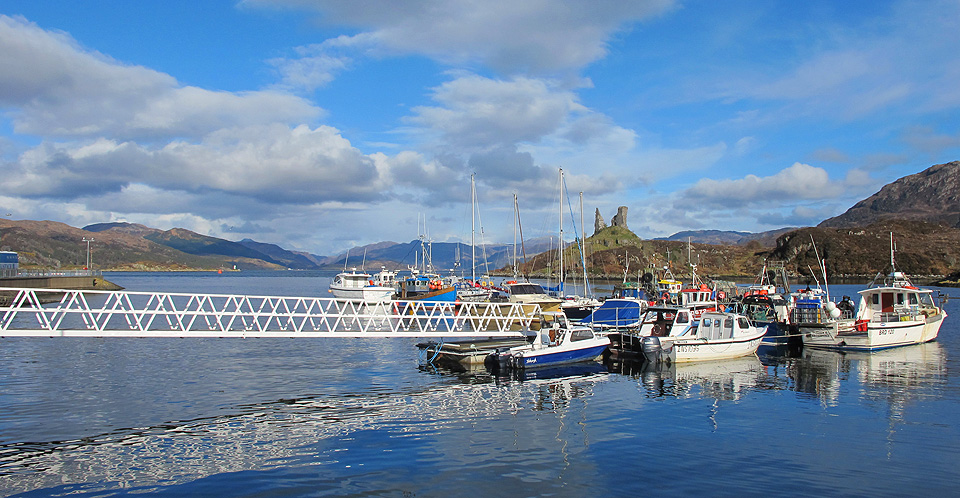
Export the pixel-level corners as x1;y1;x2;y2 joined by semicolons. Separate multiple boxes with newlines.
2;1;959;256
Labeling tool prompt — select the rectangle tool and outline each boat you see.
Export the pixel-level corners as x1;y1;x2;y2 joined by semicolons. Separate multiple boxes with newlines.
608;306;765;363
488;311;610;369
499;280;562;311
395;271;457;302
734;260;801;353
579;298;647;333
328;268;395;302
798;234;948;351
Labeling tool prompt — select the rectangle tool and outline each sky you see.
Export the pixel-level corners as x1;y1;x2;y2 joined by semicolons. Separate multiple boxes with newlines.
2;1;959;257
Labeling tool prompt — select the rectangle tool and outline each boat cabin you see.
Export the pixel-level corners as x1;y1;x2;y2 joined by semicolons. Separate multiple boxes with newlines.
637;307;694;337
332;269;371;290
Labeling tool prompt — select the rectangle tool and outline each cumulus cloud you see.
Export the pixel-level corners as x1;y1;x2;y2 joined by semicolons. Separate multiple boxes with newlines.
679;162;844;208
1;124;389;204
0;15;321;139
245;0;675;74
407;75;585;149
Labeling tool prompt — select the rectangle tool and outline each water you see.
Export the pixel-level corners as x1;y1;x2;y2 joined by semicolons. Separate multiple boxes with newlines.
2;273;959;496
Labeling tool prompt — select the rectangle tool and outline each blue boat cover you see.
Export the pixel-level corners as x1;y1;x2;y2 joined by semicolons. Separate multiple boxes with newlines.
580;299;643;327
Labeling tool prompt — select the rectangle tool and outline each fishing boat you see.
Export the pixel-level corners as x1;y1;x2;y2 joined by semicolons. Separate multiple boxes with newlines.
328;268;395;302
734;260;801;353
488;311;610;369
798;235;948;351
396;271;457;302
608;307;765;363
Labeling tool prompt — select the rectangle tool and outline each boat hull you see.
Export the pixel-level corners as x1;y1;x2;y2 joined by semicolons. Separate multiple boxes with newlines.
511;341;609;369
802;312;946;351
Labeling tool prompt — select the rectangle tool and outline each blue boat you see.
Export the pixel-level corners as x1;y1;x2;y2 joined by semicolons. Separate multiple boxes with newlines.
580;299;647;331
489;311;610;370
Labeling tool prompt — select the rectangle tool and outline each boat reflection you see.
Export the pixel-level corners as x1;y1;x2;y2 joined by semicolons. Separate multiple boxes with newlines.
608;355;764;400
761;341;947;407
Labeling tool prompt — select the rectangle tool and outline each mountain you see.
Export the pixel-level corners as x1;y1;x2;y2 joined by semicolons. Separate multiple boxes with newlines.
322;236;561;273
237;239;322;270
1;219;253;270
820;161;960;228
763;219;960;279
656;228;796;246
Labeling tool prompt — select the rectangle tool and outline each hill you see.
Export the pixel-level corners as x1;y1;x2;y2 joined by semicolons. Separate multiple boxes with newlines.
820;161;960;228
762;220;960;279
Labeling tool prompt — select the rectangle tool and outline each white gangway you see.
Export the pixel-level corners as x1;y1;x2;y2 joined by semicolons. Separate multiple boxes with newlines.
0;287;537;338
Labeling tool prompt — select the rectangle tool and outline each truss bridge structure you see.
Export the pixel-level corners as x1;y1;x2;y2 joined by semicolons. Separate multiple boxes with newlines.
0;287;538;338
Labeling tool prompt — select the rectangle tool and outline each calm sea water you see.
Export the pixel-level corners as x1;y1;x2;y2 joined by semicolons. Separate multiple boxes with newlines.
2;272;959;497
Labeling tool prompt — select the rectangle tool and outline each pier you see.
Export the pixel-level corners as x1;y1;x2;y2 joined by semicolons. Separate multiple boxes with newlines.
0;287;536;338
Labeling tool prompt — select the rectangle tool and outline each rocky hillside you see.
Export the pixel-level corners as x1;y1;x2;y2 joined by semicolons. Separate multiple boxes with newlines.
820;161;960;228
763;220;960;279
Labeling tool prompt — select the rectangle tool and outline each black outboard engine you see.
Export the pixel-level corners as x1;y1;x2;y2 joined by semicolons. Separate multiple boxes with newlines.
641;336;663;364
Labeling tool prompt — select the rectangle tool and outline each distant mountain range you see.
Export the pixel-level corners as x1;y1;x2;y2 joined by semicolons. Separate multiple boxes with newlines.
654;228;796;246
2;160;958;277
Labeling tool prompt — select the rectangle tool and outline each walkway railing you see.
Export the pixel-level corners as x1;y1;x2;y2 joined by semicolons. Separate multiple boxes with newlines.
0;288;537;338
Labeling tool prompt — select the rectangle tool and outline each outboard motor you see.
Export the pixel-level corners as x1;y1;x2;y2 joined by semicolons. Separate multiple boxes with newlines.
641;336;663;364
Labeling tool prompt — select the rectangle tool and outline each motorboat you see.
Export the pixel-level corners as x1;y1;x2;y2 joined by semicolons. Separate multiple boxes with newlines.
800;270;947;351
328;268;395;302
798;235;948;351
608;306;765;363
499;280;562;312
488;311;610;369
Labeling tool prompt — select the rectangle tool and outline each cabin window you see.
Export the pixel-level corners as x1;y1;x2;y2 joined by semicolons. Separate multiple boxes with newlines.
724;318;733;329
738;317;750;329
677;312;689;324
908;294;918;305
872;294;879;305
897;293;905;305
703;318;712;327
570;329;594;341
920;294;934;306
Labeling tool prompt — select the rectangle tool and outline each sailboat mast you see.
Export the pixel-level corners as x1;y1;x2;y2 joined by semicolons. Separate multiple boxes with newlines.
513;193;518;277
471;173;476;282
558;168;564;295
580;191;589;296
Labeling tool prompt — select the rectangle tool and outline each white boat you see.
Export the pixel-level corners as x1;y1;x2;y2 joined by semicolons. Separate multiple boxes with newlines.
609;306;765;363
799;235;948;351
328;268;395;303
489;311;610;369
800;271;947;351
500;281;562;311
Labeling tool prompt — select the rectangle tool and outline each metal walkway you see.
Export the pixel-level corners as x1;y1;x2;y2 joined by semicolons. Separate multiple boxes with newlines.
0;287;537;338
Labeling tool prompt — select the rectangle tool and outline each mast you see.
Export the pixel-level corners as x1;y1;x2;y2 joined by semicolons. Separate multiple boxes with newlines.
513;193;519;278
471;173;476;282
580;191;589;297
558;168;564;297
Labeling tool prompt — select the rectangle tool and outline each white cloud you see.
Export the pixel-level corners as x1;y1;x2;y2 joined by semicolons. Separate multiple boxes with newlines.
407;75;585;149
1;124;390;204
245;0;675;74
0;15;321;139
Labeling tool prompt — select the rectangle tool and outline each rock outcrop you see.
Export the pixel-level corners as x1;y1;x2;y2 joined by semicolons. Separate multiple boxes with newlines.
594;208;607;235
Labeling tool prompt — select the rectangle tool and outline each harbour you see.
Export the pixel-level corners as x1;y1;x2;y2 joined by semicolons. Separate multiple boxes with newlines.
2;271;959;496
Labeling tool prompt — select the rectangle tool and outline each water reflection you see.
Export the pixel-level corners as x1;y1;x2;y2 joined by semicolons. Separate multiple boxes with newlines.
608;355;764;400
760;341;948;407
0;362;609;496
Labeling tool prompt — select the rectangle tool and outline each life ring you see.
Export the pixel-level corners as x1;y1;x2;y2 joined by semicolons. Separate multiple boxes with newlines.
661;292;670;301
717;291;727;300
